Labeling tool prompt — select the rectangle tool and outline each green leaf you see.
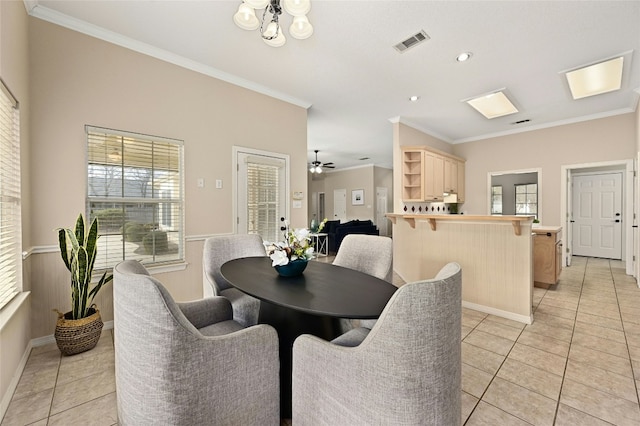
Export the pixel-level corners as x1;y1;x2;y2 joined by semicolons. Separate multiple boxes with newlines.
58;229;71;271
74;214;85;247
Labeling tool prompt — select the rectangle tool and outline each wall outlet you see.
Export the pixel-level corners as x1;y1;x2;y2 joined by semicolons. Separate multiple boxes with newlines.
197;178;204;188
216;179;223;189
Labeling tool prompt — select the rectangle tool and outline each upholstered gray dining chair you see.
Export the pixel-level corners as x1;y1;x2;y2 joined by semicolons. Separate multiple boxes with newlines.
292;262;462;425
114;260;280;426
333;234;393;329
203;234;266;327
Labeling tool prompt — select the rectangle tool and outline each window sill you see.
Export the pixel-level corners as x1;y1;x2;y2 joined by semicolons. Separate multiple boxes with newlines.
146;262;188;274
0;292;30;332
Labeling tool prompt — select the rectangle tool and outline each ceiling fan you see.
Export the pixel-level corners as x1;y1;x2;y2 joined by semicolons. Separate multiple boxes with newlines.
309;150;334;174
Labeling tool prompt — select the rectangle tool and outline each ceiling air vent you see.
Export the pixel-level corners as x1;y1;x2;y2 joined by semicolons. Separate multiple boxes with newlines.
394;30;430;53
511;119;531;125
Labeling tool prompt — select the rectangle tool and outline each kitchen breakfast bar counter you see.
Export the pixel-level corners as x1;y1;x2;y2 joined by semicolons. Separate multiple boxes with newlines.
387;213;534;324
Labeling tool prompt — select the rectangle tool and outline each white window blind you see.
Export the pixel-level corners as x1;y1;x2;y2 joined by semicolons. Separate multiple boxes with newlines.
86;126;184;269
0;79;22;310
247;160;281;243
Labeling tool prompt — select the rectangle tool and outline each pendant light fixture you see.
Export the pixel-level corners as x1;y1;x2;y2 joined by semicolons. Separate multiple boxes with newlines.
233;0;313;47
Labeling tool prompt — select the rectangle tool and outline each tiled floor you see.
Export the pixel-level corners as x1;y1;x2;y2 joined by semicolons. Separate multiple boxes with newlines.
2;256;639;425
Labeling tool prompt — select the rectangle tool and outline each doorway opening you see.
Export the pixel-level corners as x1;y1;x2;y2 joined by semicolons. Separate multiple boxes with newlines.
561;160;635;277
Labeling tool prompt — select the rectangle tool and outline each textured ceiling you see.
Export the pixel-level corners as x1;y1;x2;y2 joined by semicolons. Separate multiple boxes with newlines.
29;0;640;170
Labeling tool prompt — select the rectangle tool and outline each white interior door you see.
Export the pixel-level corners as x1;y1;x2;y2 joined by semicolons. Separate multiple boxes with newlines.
333;189;346;222
572;172;622;259
376;187;389;236
566;173;573;266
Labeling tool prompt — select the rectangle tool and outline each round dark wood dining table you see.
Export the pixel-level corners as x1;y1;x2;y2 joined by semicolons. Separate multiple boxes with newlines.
219;256;397;418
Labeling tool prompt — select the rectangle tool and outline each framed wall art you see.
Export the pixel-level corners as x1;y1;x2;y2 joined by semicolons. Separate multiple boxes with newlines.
351;189;364;205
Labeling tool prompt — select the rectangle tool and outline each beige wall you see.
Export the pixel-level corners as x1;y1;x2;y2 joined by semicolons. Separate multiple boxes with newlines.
0;0;32;413
312;166;375;222
452;114;636;225
26;18;308;339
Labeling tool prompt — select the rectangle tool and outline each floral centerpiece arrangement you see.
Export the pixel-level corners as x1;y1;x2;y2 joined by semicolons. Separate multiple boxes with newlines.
266;217;327;276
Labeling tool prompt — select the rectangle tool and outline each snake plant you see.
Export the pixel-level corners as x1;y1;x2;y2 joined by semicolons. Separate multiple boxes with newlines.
58;214;113;319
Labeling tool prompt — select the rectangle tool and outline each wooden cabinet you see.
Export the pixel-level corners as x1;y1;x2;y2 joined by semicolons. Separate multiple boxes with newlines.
401;146;465;203
424;152;444;201
401;149;424;201
456;160;465;203
533;227;562;288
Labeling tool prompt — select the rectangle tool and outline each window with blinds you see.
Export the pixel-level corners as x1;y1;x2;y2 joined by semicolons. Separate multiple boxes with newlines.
246;161;280;242
0;80;22;310
86;126;184;269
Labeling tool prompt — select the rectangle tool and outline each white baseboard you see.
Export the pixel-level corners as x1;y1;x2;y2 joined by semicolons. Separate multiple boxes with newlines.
0;341;32;421
462;301;533;325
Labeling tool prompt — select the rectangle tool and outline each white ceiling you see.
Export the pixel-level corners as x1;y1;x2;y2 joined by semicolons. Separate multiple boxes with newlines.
27;0;640;170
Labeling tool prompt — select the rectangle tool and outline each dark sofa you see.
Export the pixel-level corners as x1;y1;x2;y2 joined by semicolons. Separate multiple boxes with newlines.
326;219;379;254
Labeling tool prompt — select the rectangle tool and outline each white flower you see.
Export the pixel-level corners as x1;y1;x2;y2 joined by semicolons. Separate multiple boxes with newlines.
304;247;315;258
270;250;290;266
293;227;310;242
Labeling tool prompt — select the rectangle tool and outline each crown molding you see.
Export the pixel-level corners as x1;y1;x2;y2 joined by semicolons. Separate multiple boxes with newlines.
25;1;312;109
453;107;635;144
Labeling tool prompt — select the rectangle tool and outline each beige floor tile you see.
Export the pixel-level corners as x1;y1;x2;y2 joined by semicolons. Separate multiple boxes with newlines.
462;363;494;398
50;368;116;415
461;391;479;424
484;315;527;330
572;328;630;358
465;401;531;426
1;388;53;426
516;330;570;358
576;311;623;331
573;321;626;344
533;312;576;331
10;364;58;401
29;342;60;357
565;359;637;403
464;329;516;356
462;342;505;375
525;320;574;343
561;378;640;426
555;403;613;425
497;358;563;401
56;350;115;386
533;303;577;321
47;392;118;426
461;325;473;339
508;343;567;377
568;344;633;378
475;320;523;341
482;377;557;425
537;297;579;312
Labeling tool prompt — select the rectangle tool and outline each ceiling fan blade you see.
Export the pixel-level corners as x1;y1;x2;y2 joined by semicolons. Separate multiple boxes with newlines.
324;164;335;168
323;162;334;166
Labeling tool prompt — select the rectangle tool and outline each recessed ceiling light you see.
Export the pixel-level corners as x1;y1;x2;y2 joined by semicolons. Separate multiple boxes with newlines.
409;95;420;102
464;90;518;119
456;52;472;62
565;57;624;100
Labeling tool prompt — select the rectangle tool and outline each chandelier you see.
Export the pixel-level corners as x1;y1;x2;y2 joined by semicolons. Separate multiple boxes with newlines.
233;0;313;47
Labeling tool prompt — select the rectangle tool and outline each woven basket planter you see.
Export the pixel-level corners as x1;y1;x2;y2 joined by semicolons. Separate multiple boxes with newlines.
54;307;103;356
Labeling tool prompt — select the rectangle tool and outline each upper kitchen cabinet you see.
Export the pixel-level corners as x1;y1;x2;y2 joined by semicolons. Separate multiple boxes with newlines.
402;146;465;203
401;148;425;201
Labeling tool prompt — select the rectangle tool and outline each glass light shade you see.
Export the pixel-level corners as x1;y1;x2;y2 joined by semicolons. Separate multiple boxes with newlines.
244;0;270;9
233;4;259;30
283;0;311;16
289;15;313;39
315;166;322;174
262;21;279;38
263;22;286;47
